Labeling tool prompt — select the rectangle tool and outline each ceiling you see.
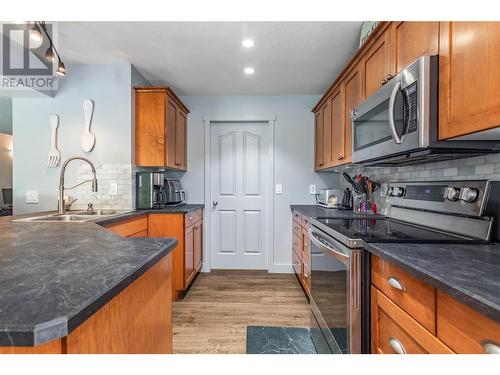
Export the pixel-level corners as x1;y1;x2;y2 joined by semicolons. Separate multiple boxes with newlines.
58;22;362;95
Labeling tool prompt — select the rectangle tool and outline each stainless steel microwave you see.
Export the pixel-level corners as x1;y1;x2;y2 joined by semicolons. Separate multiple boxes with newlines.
351;55;500;166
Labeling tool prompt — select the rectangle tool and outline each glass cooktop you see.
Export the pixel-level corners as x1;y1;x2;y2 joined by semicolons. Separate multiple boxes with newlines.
314;217;479;244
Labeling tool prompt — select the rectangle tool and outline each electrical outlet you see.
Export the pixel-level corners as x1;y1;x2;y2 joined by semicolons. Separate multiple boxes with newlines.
309;184;317;195
109;182;118;196
26;190;39;203
275;184;283;194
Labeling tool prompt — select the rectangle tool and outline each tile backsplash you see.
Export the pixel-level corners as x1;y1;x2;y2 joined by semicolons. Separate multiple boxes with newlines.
339;153;500;214
72;163;134;210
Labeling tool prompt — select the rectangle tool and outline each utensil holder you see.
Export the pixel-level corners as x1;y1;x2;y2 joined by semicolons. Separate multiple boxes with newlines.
353;192;374;214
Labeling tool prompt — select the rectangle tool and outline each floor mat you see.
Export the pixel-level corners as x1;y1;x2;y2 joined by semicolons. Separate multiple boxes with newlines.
246;326;317;354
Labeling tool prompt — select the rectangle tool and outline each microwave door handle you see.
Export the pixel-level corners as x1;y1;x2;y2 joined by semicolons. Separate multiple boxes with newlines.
309;229;350;263
388;81;402;144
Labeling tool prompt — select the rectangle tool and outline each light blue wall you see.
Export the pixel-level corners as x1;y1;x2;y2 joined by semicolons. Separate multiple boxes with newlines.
179;95;338;271
0;98;12;135
12;64;140;214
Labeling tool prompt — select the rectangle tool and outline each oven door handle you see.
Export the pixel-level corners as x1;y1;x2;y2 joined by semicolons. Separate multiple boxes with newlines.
388;81;402;144
309;229;350;263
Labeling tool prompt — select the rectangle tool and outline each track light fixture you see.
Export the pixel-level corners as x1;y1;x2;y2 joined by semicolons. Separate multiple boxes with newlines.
29;23;43;43
32;21;67;77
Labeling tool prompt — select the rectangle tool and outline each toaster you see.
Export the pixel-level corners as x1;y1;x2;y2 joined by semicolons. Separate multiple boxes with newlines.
316;189;344;208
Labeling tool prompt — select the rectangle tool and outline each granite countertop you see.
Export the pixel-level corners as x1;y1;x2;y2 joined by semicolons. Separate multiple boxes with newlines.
0;213;180;347
291;205;500;322
365;242;500;323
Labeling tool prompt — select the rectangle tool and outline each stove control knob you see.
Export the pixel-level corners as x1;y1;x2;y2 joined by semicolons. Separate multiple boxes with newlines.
445;187;460;201
460;187;479;203
394;187;405;197
387;187;394;196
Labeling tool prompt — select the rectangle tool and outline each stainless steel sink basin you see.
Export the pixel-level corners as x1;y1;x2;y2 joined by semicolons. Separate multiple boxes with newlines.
13;210;130;223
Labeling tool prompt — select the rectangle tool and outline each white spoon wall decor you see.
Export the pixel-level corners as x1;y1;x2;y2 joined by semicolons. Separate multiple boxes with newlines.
47;114;61;167
81;99;96;152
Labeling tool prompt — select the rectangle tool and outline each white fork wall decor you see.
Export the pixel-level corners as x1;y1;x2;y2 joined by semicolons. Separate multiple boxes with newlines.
47;114;61;168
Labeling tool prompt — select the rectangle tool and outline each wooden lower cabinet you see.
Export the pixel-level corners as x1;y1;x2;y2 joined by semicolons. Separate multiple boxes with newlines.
0;255;173;354
371;255;500;354
105;215;148;237
291;211;311;298
148;210;203;300
371;286;453;354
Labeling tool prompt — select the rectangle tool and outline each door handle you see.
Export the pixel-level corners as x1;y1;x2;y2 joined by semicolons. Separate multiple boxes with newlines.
212;201;218;207
388;81;402;144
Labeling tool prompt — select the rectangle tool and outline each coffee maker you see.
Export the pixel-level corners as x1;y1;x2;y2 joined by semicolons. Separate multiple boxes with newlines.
136;172;186;209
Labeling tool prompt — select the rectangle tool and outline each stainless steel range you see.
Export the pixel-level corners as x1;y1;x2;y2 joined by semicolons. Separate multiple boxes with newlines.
309;180;498;354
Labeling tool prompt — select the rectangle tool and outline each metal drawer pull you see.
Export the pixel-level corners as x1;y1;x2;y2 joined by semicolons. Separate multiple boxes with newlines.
389;337;407;354
387;276;405;291
482;341;500;354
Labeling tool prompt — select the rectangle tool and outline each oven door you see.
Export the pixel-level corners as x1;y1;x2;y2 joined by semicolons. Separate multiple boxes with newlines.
351;55;435;164
309;228;361;354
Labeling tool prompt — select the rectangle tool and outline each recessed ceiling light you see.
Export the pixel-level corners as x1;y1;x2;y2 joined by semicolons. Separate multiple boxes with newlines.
241;39;255;48
244;67;255;75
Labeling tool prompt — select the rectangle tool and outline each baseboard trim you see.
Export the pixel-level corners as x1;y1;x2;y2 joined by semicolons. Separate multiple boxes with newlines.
269;263;294;273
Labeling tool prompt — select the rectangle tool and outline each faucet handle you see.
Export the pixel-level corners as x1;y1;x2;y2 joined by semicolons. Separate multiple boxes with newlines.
87;203;94;212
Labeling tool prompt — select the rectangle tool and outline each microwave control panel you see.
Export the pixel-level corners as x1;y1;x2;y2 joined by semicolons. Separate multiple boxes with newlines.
403;82;418;134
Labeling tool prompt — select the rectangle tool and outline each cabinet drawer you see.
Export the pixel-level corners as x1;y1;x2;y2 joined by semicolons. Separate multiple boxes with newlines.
129;229;148;238
185;209;202;228
292;233;302;255
106;216;148;237
301;228;310;263
292;249;302;277
292;210;302;225
292;221;302;238
371;256;436;334
437;292;500;354
301;215;311;230
371;286;453;354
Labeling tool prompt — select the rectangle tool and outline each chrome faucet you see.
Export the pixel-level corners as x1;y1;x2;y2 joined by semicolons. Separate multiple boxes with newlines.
58;156;98;215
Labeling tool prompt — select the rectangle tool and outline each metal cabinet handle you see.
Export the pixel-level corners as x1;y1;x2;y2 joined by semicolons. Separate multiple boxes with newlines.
482;341;500;354
389;337;406;354
294;226;299;231
304;242;308;247
304;271;309;278
337;155;344;160
387;276;405;291
294;241;299;247
213;201;218;207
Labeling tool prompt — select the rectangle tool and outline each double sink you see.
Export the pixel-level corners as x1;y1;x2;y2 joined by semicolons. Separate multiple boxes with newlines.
15;210;129;223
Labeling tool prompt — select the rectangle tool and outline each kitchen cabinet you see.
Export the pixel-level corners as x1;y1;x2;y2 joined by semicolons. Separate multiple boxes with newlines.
342;65;362;164
291;210;311;298
371;255;500;354
438;22;500;139
148;209;203;300
390;22;439;73
330;88;345;165
314;110;324;169
322;100;333;168
105;215;148;237
135;87;189;170
362;28;392;98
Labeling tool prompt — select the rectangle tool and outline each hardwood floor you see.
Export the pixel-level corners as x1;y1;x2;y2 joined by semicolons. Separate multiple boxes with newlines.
172;270;312;354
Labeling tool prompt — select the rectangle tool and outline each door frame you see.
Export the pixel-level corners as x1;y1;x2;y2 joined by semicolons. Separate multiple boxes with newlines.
203;116;276;273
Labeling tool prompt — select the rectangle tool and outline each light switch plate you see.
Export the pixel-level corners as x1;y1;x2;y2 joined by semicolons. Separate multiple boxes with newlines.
26;190;39;203
110;182;118;196
309;184;317;194
275;184;283;194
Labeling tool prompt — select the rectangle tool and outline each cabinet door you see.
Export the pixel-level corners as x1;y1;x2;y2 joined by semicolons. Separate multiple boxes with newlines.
193;222;203;271
292;249;301;278
184;225;194;286
175;110;187;170
330;88;345;166
391;22;439;74
135;91;166;167
343;66;362;164
166;99;177;169
314;110;324;170
439;22;500;139
362;29;392;98
321;100;333;168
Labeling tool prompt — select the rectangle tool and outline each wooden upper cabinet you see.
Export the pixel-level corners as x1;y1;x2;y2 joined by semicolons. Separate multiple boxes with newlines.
330;88;345;165
135;87;189;170
439;22;500;139
322;100;333;168
342;65;362;164
391;22;439;73
314;110;324;169
362;28;392;98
